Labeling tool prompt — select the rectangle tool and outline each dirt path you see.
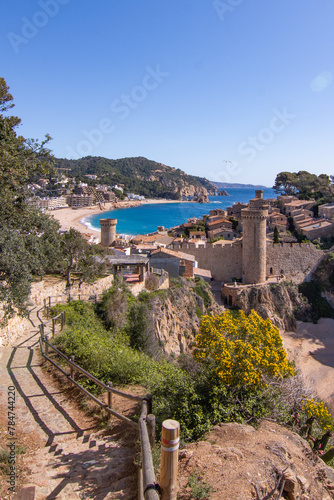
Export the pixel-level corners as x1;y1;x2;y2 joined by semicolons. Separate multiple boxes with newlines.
0;308;137;500
281;318;334;413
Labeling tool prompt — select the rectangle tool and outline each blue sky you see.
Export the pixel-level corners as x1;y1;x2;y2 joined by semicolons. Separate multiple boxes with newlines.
1;0;334;186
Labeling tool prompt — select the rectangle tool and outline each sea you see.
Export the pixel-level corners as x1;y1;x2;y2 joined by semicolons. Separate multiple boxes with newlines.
83;187;276;237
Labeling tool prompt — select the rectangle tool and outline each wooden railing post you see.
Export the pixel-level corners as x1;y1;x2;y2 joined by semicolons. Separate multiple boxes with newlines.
145;394;153;415
49;296;51;308
147;414;156;450
52;318;55;336
45;334;49;356
160;420;180;500
70;355;75;384
107;382;113;413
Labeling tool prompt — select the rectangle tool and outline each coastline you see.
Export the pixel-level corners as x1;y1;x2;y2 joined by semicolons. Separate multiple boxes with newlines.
47;198;189;237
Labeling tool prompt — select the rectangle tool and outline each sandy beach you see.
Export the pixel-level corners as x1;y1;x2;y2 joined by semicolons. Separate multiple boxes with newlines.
282;318;334;414
47;205;103;239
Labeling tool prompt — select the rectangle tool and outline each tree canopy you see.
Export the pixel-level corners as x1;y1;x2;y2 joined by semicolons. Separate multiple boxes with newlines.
0;78;107;317
0;78;61;315
273;170;334;202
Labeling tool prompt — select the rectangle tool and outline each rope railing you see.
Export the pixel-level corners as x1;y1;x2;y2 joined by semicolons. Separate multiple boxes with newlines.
38;295;160;500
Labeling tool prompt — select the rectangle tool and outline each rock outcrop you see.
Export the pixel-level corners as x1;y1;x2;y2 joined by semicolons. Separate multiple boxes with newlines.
148;279;223;356
178;420;334;500
193;194;210;203
232;282;311;330
218;190;229;196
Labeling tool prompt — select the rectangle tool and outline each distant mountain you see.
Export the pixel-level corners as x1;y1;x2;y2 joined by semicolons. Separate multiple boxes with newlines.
211;181;270;189
56;156;218;199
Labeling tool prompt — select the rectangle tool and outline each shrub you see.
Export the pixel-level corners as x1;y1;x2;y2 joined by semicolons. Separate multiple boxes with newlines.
145;273;160;291
194;310;294;391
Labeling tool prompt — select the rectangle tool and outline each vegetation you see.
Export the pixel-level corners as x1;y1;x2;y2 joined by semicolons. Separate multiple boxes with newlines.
59;228;107;286
298;281;334;322
186;471;215;499
273;225;280;243
273;170;334;214
194;310;294;391
0;78;110;318
50;289;334;448
0;77;60;315
55;156;217;199
273;170;334;199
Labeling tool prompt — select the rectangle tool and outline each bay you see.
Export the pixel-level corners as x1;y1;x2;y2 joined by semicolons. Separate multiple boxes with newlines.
84;187;276;236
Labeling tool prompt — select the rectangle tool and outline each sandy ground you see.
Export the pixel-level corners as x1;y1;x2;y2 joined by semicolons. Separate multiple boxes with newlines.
281;318;334;413
47;205;103;239
47;198;189;239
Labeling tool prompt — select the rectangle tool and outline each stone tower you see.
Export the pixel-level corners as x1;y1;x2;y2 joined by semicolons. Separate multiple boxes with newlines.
241;190;269;284
99;218;117;247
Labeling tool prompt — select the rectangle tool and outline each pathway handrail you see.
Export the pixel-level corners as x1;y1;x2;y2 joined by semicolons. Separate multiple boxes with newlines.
38;294;159;499
43;292;103;309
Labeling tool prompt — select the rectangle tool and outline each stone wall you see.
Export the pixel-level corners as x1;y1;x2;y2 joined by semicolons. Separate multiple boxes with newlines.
0;315;33;348
29;274;114;306
171;241;324;284
266;242;325;283
0;274;115;347
170;242;243;282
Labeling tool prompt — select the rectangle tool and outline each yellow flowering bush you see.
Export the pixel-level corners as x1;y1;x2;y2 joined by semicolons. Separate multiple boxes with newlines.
194;310;294;391
301;398;333;432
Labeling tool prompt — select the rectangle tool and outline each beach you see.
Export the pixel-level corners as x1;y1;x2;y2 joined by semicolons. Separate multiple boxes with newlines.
47;205;103;239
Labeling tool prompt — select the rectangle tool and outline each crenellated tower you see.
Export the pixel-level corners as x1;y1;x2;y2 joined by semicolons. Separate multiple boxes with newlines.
99;218;117;247
241;190;269;284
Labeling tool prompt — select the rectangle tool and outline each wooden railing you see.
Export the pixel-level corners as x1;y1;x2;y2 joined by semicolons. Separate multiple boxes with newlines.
38;297;160;500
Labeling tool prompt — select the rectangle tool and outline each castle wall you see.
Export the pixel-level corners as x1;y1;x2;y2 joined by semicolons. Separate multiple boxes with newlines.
170;241;324;285
170;243;243;282
266;242;325;283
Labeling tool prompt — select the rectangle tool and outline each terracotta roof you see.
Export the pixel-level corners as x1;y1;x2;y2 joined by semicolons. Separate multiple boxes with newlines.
150;247;196;262
194;268;212;278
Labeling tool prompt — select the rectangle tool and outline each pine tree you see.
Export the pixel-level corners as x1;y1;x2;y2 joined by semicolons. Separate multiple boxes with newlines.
273;225;280;243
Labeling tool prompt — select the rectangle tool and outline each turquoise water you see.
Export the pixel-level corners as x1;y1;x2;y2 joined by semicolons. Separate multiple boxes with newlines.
84;187;276;236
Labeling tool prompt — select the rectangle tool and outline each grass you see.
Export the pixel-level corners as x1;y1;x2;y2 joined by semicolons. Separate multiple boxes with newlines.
186;471;215;499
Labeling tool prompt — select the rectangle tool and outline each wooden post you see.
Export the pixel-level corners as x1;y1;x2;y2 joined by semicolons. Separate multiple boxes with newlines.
107;382;113;412
49;296;51;307
160;420;180;500
45;334;49;356
52;318;55;336
147;414;156;450
145;394;153;415
70;355;75;384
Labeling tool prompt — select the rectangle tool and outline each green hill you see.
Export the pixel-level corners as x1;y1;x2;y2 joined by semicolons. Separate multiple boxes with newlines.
56;156;217;199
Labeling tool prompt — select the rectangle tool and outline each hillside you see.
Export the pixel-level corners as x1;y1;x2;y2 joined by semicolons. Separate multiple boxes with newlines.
56;156;218;199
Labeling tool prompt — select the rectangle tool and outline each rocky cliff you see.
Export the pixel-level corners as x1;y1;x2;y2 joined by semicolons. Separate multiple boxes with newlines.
234;282;311;330
148;279;223;356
